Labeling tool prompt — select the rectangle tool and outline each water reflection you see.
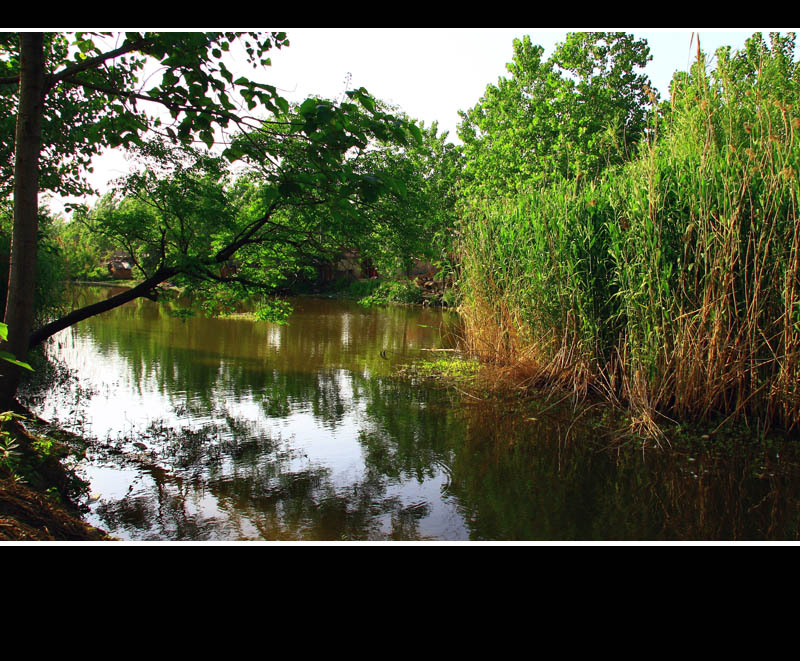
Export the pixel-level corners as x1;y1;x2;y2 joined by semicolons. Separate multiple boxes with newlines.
31;288;469;541
73;376;469;541
24;286;800;542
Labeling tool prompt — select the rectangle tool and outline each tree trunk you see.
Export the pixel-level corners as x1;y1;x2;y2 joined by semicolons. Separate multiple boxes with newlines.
1;33;45;406
28;269;178;351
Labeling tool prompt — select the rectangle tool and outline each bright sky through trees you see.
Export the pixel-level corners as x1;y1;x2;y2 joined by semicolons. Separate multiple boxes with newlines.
30;28;793;212
267;28;763;136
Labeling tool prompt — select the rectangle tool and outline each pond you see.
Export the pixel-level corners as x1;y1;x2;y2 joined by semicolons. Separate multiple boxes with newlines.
22;286;800;542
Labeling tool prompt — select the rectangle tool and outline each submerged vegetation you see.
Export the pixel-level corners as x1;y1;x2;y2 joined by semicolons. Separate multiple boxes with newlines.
396;355;481;385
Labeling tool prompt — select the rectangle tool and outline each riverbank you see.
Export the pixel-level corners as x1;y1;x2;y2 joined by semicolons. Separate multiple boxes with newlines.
0;413;111;541
72;274;455;315
396;349;800;451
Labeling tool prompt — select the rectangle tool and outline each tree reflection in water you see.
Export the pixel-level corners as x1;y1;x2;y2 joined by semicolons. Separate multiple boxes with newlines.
24;287;800;542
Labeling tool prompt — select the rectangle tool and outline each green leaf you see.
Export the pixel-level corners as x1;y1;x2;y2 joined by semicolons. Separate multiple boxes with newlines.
358;92;376;113
298;98;318;116
408;123;423;144
279;181;303;197
0;351;33;372
254;300;293;325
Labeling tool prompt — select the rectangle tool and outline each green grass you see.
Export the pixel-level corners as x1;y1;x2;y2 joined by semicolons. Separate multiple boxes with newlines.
355;279;425;307
396;356;481;385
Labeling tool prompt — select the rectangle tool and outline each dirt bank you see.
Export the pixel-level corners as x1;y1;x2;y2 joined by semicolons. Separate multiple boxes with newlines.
0;478;110;541
0;417;111;542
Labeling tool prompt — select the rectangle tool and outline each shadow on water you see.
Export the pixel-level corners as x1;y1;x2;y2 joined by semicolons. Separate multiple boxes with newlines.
20;286;800;542
445;402;800;541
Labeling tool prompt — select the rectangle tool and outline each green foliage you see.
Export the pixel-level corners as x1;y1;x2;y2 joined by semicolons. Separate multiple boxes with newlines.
0;323;32;371
458;31;800;432
1;31;292;198
254;299;293;325
231;100;460;278
51;209;116;281
0;412;22;480
341;278;382;300
356;116;462;275
1;204;68;324
64;92;449;326
91;141;238;284
357;280;424;308
458;32;654;198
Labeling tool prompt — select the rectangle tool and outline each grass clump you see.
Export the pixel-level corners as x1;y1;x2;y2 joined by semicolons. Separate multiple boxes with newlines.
397;356;481;386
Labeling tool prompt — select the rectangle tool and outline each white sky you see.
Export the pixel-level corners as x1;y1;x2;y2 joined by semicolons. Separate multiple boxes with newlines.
267;28;764;135
40;28;796;213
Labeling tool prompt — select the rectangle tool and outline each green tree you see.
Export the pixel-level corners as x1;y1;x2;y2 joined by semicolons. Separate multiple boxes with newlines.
45;101;457;333
1;203;68;326
458;32;654;198
0;33;151;199
50;208;115;281
255;108;462;279
458;36;558;197
0;31;420;405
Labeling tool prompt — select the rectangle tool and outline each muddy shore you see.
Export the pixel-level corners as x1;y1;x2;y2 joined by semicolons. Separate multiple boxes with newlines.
0;418;110;542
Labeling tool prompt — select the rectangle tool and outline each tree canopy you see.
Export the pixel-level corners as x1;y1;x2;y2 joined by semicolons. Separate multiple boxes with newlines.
0;30;429;403
42;102;455;341
458;32;654;198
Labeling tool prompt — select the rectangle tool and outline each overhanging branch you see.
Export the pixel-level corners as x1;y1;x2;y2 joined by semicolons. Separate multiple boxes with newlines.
28;268;178;350
0;37;149;88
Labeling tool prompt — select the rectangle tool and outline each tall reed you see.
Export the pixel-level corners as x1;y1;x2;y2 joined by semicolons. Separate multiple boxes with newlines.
459;35;800;433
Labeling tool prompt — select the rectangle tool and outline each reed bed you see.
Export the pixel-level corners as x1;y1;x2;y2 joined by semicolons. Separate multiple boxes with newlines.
459;43;800;434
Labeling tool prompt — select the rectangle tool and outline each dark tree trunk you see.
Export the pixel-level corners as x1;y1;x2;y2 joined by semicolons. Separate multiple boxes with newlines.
1;33;45;406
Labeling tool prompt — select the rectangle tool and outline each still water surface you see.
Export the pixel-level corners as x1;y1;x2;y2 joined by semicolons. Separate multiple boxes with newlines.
26;286;800;541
